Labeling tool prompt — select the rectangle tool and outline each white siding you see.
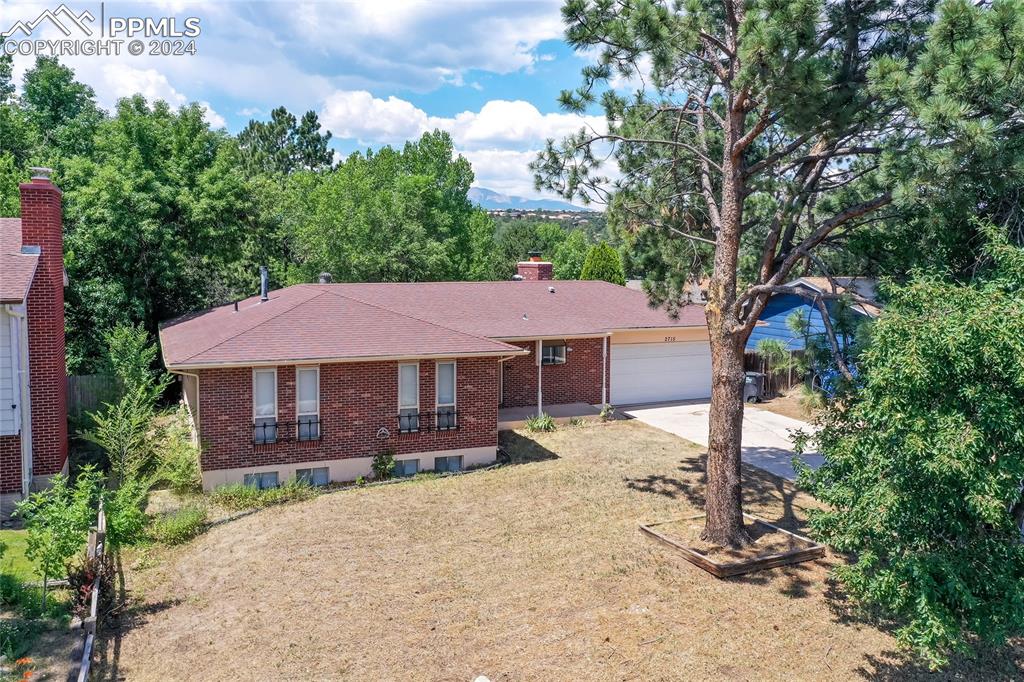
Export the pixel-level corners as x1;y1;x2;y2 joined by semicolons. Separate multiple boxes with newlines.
0;309;17;435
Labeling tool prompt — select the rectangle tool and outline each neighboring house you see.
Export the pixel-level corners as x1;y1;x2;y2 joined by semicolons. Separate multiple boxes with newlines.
0;169;69;514
745;276;880;352
159;257;711;489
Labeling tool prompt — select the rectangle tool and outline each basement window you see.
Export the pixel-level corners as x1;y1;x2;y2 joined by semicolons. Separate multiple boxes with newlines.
434;455;463;473
243;471;279;490
394;459;419;477
296;467;329;486
541;342;567;365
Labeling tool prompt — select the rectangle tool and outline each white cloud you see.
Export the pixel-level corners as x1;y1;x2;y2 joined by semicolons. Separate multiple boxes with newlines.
319;91;603;150
320;91;429;144
460;148;540;197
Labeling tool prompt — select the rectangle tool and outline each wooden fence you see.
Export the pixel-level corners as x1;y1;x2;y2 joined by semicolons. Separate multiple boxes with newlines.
67;375;119;418
744;350;806;396
67;499;106;682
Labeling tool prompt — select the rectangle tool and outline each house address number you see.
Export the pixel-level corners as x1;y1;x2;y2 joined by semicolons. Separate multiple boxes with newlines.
664;336;676;342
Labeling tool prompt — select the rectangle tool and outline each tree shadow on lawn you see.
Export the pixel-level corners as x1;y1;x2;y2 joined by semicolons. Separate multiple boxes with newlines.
91;552;183;682
624;449;819;598
498;431;561;465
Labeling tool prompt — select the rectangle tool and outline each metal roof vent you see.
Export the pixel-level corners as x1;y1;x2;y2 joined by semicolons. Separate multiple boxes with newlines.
522;313;529;320
548;286;555;293
318;272;333;284
511;274;524;281
259;265;269;302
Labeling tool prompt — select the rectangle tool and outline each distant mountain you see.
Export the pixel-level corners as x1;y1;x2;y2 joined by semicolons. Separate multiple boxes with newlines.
468;187;597;212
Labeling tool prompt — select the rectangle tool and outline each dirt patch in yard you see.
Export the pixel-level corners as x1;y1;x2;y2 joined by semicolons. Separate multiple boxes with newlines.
94;421;1022;681
754;390;816;421
650;516;809;562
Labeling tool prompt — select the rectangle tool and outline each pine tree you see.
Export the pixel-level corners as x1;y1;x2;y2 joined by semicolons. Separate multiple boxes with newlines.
533;0;931;545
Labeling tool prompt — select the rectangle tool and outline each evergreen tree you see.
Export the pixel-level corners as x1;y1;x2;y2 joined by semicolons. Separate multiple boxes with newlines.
238;106;333;175
533;0;930;545
580;241;626;285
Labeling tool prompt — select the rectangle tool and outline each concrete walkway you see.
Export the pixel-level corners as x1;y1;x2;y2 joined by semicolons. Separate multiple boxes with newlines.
621;400;823;481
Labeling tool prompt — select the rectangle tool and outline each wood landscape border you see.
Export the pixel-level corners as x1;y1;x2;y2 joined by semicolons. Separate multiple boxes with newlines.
66;499;106;682
640;513;825;578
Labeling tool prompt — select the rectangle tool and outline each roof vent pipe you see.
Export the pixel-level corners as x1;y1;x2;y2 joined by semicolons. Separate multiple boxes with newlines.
318;272;333;284
259;266;269;302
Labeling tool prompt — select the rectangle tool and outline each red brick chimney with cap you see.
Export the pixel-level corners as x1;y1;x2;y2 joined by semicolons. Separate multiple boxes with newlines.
516;251;553;281
20;168;68;484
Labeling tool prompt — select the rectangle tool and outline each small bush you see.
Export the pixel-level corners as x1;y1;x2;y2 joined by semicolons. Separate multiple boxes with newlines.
104;477;149;548
259;478;317;506
210;478;317;511
525;413;556;432
209;483;263;511
355;476;366;486
66;553;115;619
599;404;615;421
155;410;202;495
371;450;396;480
149;505;208;545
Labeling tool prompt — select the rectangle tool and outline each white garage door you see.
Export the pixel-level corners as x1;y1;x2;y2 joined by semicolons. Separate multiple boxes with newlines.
611;341;712;405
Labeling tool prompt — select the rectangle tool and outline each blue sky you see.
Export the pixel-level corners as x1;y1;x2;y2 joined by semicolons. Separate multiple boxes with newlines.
1;0;616;199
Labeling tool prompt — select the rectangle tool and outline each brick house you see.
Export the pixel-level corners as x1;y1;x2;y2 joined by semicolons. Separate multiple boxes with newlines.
0;169;69;513
159;259;711;489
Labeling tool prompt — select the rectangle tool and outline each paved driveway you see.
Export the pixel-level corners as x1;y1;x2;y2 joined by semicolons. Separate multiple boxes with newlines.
621;401;823;481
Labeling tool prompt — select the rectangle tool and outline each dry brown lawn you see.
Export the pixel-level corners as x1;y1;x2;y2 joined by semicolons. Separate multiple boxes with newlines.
94;421;1021;681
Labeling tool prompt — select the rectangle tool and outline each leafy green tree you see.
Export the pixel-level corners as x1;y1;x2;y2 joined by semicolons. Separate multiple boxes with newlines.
21;56;101;156
283;131;488;283
798;232;1024;668
533;0;928;545
552;229;590;279
580;241;626;285
0;40;13;105
61;98;251;370
103;324;169;398
237;106;333;175
16;467;101;607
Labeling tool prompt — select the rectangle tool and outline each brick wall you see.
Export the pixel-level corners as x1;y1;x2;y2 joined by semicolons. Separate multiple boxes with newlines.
195;356;499;472
0;436;20;493
20;178;68;479
501;337;609;408
516;261;553;280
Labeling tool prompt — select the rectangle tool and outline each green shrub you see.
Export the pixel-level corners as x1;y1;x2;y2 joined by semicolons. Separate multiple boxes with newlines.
525;413;556;432
209;483;263;510
104;476;149;549
371;450;396;480
149;505;208;545
568;416;585;427
798;258;1024;668
210;478;317;511
155;409;202;495
259;478;317;506
599;404;615;421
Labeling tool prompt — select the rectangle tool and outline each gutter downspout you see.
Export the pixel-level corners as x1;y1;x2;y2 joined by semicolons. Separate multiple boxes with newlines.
170;370;201;446
602;336;608;407
7;306;31;497
536;339;543;418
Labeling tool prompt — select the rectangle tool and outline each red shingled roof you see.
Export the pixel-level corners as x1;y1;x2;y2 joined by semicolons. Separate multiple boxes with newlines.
0;218;39;304
159;280;708;368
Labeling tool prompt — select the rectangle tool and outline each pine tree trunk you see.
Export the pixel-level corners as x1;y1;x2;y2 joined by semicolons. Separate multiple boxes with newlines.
702;329;751;546
700;108;752;547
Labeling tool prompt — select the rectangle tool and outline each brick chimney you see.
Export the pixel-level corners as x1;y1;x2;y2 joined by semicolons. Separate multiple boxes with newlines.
516;251;553;281
19;167;68;484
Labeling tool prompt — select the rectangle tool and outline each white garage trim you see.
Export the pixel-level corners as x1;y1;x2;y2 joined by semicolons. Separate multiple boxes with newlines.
611;340;712;405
